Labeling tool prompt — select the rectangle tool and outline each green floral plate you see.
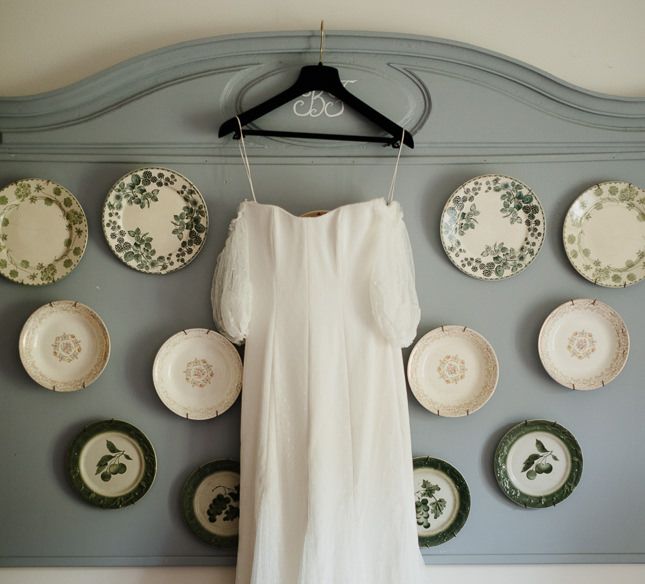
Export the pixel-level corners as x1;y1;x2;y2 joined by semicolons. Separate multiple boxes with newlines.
563;181;645;287
413;457;470;547
181;459;240;547
67;420;156;509
494;420;583;508
440;174;545;280
102;167;208;274
0;178;88;285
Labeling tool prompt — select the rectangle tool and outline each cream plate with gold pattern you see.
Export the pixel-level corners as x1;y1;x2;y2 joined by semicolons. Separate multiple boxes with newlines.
152;328;242;420
538;299;629;390
407;325;499;417
19;300;110;391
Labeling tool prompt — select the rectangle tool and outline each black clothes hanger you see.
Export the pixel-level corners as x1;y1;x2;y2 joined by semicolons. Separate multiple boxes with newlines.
218;23;414;149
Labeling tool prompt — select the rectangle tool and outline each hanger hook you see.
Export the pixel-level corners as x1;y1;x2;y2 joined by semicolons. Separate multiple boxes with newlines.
319;20;325;64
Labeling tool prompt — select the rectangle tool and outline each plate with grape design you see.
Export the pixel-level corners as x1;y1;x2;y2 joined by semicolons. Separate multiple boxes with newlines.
0;178;88;285
102;167;208;274
407;325;499;417
440;174;545;280
181;459;240;547
494;420;583;508
563;181;644;287
67;420;156;509
19;300;110;391
152;329;242;420
538;299;629;390
413;457;470;547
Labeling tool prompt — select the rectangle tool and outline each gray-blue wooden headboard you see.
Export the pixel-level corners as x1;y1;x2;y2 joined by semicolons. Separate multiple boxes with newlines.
1;30;643;566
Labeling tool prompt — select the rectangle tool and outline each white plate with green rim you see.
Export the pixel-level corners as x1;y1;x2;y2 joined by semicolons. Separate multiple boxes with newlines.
538;298;629;390
0;178;88;285
413;456;470;547
67;419;156;509
152;328;242;420
494;420;583;508
19;300;110;391
407;325;499;417
102;167;208;274
440;174;545;280
563;181;645;287
181;459;240;547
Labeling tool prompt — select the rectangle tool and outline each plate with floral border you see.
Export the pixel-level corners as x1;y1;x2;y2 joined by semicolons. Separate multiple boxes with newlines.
494;420;583;508
538;298;629;390
413;456;470;547
19;300;110;391
152;328;242;420
440;174;545;280
67;419;156;509
181;459;240;547
0;178;88;285
102;167;208;274
563;181;644;287
407;325;499;417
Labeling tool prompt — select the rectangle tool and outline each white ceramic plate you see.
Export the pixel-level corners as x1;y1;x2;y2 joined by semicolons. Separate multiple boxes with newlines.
152;328;242;420
0;178;88;285
407;325;499;416
563;181;645;287
538;298;629;390
102;167;208;274
19;300;110;391
440;174;545;280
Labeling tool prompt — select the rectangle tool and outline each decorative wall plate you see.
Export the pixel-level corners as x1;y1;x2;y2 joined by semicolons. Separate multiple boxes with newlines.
538;298;629;390
440;174;545;280
67;419;156;509
152;328;242;420
181;459;240;546
19;300;110;391
563;181;645;287
407;325;499;416
413;456;470;547
102;167;208;274
494;420;583;508
0;178;88;285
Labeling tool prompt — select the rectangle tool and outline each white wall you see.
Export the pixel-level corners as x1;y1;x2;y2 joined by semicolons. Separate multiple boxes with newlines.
1;0;644;582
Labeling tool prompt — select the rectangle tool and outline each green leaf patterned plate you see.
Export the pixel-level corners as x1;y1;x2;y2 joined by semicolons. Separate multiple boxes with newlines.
494;420;583;508
181;459;240;547
102;167;208;274
413;457;470;547
563;181;645;287
440;174;545;280
67;420;156;509
0;178;88;285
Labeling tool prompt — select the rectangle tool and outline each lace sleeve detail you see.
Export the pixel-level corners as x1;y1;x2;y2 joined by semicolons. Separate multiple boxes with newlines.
211;203;252;344
369;204;421;348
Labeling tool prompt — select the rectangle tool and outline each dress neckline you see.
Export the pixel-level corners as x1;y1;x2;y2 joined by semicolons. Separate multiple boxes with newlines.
242;197;394;220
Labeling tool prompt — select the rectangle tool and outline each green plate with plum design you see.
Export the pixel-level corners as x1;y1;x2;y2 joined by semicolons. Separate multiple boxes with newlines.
563;181;645;287
181;459;240;547
413;457;470;547
440;174;545;280
102;167;208;274
494;420;583;508
0;178;88;285
67;420;156;509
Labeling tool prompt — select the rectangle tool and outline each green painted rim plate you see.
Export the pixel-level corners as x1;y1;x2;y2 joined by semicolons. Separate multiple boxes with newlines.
440;174;545;281
0;178;88;285
181;459;240;547
102;167;208;274
494;420;583;508
413;456;470;547
67;420;156;509
563;181;645;288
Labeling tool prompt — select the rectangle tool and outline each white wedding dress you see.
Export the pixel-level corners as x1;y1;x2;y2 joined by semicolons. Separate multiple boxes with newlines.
211;173;425;583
